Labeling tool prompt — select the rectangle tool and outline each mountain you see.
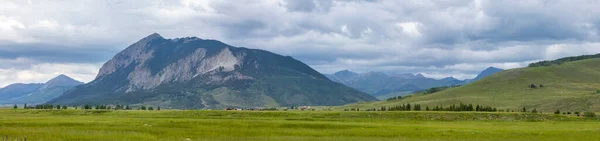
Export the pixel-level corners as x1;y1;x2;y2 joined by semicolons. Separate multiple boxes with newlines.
0;75;83;104
44;74;84;88
344;57;600;112
48;33;376;109
326;71;464;100
458;67;504;84
325;67;504;100
0;83;44;101
471;67;504;81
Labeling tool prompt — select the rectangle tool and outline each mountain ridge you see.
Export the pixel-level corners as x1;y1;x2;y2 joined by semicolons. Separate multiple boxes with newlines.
0;75;83;104
48;33;376;108
325;67;504;100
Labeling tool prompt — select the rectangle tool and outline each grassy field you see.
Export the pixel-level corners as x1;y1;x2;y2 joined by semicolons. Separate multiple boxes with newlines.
0;109;599;141
344;58;600;112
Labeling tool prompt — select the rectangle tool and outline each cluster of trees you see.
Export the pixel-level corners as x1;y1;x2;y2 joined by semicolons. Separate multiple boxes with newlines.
528;53;600;67
349;103;516;112
383;103;422;111
137;106;160;110
418;85;461;95
386;95;404;101
554;109;596;118
21;104;68;110
82;104;114;110
428;104;501;112
386;86;462;102
345;108;361;111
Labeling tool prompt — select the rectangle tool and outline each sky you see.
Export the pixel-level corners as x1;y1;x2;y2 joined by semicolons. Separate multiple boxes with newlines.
1;0;600;87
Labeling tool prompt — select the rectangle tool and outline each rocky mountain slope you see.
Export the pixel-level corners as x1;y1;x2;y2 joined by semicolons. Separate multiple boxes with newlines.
48;33;376;109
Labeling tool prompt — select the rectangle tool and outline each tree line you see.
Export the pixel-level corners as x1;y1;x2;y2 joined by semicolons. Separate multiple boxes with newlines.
554;109;596;118
528;53;600;67
13;103;160;111
349;103;541;113
386;86;462;101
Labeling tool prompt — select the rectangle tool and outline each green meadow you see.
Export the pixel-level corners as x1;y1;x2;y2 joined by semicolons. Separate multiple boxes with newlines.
344;58;600;112
1;109;599;141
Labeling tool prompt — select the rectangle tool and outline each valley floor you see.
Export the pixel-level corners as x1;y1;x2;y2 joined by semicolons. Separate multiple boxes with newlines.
0;109;599;141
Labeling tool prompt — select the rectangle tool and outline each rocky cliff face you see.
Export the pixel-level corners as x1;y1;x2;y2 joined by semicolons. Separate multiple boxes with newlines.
95;34;244;92
48;33;376;108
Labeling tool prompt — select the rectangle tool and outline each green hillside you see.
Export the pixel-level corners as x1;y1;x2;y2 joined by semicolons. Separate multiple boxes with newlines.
344;58;600;112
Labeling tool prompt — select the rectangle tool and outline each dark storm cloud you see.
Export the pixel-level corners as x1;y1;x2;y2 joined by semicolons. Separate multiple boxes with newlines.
0;44;117;69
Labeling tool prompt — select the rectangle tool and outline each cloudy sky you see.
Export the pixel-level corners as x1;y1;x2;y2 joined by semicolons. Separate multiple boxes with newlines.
1;0;600;87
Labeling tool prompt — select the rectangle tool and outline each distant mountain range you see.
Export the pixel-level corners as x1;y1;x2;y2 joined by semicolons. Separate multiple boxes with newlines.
48;33;376;109
325;67;504;99
0;75;83;104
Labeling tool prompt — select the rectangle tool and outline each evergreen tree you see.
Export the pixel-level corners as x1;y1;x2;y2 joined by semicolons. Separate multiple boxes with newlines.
13;104;17;109
532;108;537;113
56;105;61;110
148;106;154;110
157;106;161;111
62;106;67;109
521;107;527;112
24;103;27;109
554;109;560;114
141;106;147;110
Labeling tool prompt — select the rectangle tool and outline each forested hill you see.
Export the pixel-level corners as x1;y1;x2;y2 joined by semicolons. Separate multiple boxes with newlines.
528;53;600;67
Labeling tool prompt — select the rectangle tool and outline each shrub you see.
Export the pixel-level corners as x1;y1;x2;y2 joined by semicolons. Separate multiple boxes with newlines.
597;90;600;94
584;112;596;118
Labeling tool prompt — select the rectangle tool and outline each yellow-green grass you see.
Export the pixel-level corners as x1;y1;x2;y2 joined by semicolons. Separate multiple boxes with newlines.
0;109;599;141
344;58;600;112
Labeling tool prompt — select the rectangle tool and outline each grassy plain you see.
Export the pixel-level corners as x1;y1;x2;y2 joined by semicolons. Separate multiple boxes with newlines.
0;109;599;141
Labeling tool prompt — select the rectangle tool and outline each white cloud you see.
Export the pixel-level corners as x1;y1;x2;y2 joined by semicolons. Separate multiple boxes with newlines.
0;16;33;43
0;62;101;87
397;22;422;37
